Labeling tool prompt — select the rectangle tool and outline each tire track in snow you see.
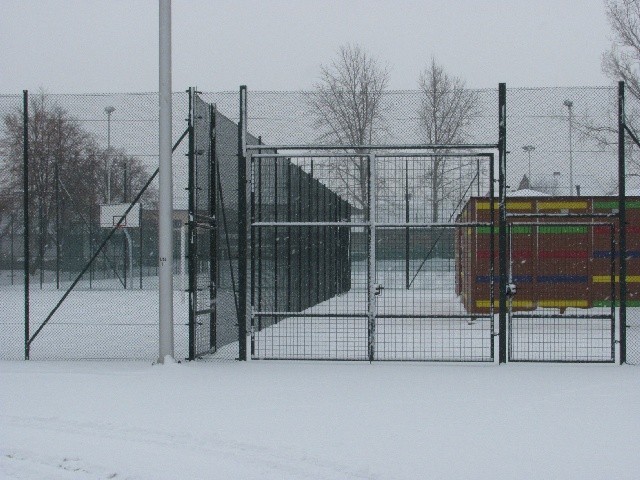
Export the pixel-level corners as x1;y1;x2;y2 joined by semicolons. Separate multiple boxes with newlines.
1;415;378;480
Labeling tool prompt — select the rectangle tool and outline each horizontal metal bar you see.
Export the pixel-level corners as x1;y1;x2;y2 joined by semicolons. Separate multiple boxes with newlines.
377;153;494;158
252;221;366;227
251;221;492;228
251;153;369;158
250;152;494;159
508;221;614;226
507;213;617;218
253;312;368;317
195;308;215;316
376;222;492;228
245;143;499;151
375;314;492;319
511;314;614;320
509;359;615;364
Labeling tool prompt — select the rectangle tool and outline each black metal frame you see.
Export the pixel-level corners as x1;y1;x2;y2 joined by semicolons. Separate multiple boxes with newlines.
506;221;617;363
187;88;218;360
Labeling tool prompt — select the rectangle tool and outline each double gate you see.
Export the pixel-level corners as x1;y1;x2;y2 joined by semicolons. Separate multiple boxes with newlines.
186;85;627;364
244;150;497;361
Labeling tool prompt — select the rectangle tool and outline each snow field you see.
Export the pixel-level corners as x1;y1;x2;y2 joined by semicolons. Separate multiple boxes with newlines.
1;360;639;479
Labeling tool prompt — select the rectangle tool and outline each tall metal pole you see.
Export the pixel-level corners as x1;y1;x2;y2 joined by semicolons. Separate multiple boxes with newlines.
618;81;627;364
237;85;248;361
157;0;174;363
23;90;30;360
522;145;535;181
563;99;573;195
498;83;507;364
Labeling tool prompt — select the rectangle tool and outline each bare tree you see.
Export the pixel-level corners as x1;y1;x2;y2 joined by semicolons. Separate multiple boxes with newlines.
0;93;152;273
309;44;389;209
418;58;478;221
603;0;640;100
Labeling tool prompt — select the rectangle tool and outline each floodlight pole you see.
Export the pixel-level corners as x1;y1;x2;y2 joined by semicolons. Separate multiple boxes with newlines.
522;145;535;181
158;0;174;363
563;99;574;195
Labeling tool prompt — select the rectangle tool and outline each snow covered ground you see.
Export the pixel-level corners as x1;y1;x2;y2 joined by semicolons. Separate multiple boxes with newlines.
1;360;639;479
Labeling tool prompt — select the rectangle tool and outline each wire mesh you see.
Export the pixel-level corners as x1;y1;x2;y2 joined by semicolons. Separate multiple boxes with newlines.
0;85;636;363
624;90;640;365
0;92;189;360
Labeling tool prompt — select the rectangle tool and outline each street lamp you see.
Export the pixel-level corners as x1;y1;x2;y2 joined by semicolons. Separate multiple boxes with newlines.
104;106;115;203
563;99;573;196
522;145;535;180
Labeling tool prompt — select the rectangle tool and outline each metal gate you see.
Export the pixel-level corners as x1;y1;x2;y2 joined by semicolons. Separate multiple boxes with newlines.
507;221;616;362
245;150;497;361
187;90;216;359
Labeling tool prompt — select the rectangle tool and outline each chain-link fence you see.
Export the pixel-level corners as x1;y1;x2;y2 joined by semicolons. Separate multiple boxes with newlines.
0;85;637;362
0;92;190;360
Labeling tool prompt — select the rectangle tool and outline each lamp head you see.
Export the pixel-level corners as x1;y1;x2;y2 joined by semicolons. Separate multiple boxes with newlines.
563;99;573;108
104;106;116;115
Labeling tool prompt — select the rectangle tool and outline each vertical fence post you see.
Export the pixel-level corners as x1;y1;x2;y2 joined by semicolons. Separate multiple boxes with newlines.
187;87;196;361
11;212;15;285
618;80;627;364
287;161;292;311
38;197;43;289
23;90;30;360
368;153;377;363
257;137;263;330
498;83;508;364
139;206;143;289
405;157;410;289
237;85;248;361
89;204;93;288
55;161;60;289
489;153;496;361
209;103;217;351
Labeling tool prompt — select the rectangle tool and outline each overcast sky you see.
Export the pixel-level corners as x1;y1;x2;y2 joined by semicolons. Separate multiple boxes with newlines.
0;0;614;93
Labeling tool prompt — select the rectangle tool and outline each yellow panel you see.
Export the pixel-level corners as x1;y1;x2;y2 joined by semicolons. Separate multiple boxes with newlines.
476;300;534;308
538;300;589;308
506;202;533;210
538;201;587;210
593;275;640;283
476;201;531;210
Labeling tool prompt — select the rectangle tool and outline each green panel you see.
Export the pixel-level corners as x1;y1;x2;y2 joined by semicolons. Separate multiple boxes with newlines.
593;201;640;210
538;226;587;234
477;226;531;234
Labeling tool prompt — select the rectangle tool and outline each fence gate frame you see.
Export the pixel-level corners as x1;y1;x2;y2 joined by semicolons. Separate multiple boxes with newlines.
238;85;503;361
187;88;217;360
242;149;499;361
505;220;617;363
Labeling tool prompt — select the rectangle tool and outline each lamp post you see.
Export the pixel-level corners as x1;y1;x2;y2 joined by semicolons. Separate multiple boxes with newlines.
563;99;573;196
104;106;115;203
522;145;535;180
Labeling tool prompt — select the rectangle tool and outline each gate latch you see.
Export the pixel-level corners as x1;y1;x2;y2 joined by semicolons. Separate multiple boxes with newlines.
374;284;384;296
506;283;517;298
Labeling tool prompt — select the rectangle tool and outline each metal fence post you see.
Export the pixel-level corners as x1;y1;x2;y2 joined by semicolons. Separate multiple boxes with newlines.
368;153;377;362
23;90;30;360
209;103;217;352
55;160;60;289
498;83;508;364
187;87;196;361
237;85;248;360
405;157;410;289
618;80;627;364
